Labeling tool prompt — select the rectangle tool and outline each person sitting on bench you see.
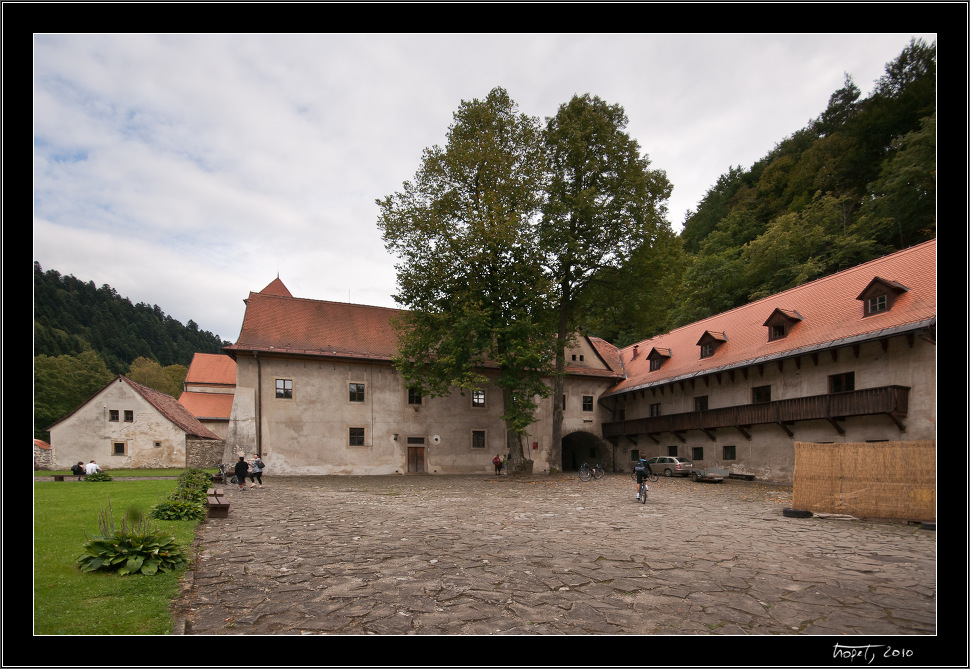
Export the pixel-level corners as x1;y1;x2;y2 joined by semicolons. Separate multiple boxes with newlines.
71;462;85;480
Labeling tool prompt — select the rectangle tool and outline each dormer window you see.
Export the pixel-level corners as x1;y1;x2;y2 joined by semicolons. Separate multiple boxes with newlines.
647;347;671;371
763;308;803;341
856;277;908;317
696;331;727;359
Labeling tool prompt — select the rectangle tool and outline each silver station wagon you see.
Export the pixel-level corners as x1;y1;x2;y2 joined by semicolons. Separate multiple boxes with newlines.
646;456;694;477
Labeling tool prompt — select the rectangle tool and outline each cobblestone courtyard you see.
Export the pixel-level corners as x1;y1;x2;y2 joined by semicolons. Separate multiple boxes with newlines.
173;473;936;639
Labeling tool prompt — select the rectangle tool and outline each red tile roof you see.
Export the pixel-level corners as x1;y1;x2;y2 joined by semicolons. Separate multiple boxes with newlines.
604;239;936;398
226;280;625;379
124;377;222;439
178;391;234;420
34;438;51;450
184;353;236;386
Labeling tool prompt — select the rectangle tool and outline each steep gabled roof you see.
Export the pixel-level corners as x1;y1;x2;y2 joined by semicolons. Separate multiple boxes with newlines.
184;353;236;386
604;239;936;398
178;391;234;420
47;376;221;439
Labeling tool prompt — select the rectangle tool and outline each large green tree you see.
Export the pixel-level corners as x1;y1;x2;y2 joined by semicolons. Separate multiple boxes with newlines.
539;94;673;469
376;87;554;472
34;351;114;440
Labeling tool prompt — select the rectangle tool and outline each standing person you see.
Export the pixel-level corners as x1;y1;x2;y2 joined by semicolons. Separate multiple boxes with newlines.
633;458;653;501
249;455;265;488
502;454;509;475
71;461;86;480
493;454;502;475
84;460;102;475
234;456;249;492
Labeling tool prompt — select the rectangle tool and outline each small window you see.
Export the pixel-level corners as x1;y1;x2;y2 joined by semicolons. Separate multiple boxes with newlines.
153;441;162;449
471;430;486;449
867;295;887;314
692;447;704;461
472;390;486;408
770;324;787;340
700;342;715;358
112;442;126;455
694;396;708;412
696;331;727;359
109;410;119;422
349;427;365;446
406;436;425;445
408;388;422;405
579;355;584;362
276;379;293;399
829;372;855;393
649;403;661;417
857;277;908;317
650;358;662;371
571;354;577;361
630;449;640;461
349;382;365;403
124;410;134;422
723;445;736;460
752;385;771;404
582;396;594;412
562;394;567;411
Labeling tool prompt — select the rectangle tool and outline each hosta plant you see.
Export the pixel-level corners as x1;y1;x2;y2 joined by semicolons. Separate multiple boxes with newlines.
149;498;206;522
77;501;187;576
85;471;113;482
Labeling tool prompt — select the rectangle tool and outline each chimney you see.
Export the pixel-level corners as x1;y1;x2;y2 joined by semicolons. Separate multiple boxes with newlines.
632;345;639;359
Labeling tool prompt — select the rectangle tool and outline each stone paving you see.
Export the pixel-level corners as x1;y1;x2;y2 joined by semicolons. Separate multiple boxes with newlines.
171;473;936;637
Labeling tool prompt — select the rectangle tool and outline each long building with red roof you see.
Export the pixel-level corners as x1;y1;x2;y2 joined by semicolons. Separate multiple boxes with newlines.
222;240;936;480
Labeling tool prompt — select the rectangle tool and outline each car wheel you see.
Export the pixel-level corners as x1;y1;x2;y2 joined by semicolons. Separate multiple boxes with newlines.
783;507;813;518
663;469;673;477
691;472;699;481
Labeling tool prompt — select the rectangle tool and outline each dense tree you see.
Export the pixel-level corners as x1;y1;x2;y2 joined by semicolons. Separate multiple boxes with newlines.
34;351;114;440
539;93;673;467
377;87;554;472
127;356;187;398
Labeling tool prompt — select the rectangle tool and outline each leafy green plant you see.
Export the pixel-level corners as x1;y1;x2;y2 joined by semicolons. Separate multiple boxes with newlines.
77;501;187;576
149;498;206;522
84;471;113;482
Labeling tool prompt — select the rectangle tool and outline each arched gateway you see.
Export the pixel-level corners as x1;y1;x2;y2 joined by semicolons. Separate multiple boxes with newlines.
561;431;613;473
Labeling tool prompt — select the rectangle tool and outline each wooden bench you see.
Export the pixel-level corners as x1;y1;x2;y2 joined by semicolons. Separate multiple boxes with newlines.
206;489;230;518
53;474;84;481
729;472;756;481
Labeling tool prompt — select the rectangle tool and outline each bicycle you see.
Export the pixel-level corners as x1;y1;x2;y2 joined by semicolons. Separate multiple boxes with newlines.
639;479;648;503
578;463;606;481
630;469;659;483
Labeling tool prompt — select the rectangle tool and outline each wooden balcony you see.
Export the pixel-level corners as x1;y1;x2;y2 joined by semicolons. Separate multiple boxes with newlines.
603;385;910;441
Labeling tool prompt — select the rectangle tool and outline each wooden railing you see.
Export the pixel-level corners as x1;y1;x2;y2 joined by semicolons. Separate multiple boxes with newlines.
603;385;910;439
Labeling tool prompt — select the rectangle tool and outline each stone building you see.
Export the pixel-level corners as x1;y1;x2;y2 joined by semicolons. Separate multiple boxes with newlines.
601;239;936;481
178;352;236;440
48;375;222;470
222;278;624;475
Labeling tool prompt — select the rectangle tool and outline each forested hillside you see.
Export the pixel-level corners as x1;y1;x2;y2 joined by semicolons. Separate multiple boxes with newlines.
667;38;936;329
33;262;227;372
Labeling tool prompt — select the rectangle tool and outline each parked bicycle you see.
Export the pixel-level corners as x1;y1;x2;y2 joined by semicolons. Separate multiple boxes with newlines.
578;462;606;481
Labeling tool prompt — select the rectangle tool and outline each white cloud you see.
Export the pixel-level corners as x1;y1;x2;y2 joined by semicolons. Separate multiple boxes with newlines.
33;32;936;342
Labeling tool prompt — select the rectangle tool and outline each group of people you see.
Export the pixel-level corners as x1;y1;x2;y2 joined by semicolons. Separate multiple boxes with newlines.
492;454;509;475
233;454;266;490
70;460;102;479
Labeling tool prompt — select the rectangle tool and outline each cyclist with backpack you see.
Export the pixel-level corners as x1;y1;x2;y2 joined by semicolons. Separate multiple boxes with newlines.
633;458;653;501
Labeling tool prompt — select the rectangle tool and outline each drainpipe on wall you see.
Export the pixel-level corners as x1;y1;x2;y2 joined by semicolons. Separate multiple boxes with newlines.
254;351;262;458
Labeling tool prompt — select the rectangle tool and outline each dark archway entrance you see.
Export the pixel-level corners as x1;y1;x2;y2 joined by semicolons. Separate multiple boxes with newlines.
561;431;613;472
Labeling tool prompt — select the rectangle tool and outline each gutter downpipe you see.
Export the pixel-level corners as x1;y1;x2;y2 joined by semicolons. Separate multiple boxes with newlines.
254;351;262;458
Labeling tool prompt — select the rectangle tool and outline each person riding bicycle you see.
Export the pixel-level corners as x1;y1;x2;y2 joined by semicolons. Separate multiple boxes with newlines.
633;458;653;501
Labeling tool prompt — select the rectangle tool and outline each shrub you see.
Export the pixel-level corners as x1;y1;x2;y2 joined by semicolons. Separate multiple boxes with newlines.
149;498;206;522
85;471;113;482
77;501;187;576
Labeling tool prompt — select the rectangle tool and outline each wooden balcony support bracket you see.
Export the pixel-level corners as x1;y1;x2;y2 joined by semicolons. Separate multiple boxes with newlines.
672;430;686;443
888;412;907;433
625;435;638;446
777;421;794;438
826;416;846;435
701;428;717;441
734;424;752;440
648;433;660;445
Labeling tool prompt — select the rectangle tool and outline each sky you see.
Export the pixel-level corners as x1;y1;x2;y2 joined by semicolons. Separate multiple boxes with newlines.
33;33;936;345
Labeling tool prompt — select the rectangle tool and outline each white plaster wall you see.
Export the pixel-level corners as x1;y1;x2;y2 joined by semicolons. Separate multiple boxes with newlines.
51;378;187;469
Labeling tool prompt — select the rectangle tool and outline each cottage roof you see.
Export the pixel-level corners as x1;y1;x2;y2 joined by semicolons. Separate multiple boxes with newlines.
603;239;936;398
178;391;234;420
184;353;236;386
34;438;51;450
47;376;221;439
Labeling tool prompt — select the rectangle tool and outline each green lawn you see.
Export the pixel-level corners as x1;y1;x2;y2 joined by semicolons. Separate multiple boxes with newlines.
34;479;202;634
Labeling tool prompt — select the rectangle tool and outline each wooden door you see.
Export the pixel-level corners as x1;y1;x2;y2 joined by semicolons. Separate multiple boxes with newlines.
407;446;425;473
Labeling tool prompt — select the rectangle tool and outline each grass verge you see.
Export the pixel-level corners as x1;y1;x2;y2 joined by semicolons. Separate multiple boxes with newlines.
34;480;201;634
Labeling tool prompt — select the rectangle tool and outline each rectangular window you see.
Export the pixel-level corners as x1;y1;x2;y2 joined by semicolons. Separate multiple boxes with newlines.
700;343;715;359
406;436;425;445
153;441;162;449
349;427;365;447
124;410;134;422
650;358;662;371
472;390;486;408
276;379;293;399
112;442;126;455
349;382;365;403
867;295;888;314
752;385;771;404
829;372;855;393
666;445;677;456
694;396;708;412
692;447;704;461
723;445;736;460
769;324;787;341
582;395;593;412
109;410;119;422
408;388;422;405
649;403;661;417
630;449;640;461
471;430;486;449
